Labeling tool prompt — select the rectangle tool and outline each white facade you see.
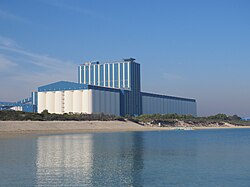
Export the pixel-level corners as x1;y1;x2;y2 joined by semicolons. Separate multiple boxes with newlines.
37;89;120;116
142;95;197;116
36;134;93;185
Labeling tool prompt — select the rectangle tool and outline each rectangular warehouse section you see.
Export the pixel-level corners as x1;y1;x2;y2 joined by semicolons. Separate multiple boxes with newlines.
141;92;197;116
37;81;120;116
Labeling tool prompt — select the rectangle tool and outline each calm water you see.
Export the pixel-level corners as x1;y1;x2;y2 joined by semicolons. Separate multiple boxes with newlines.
1;129;250;187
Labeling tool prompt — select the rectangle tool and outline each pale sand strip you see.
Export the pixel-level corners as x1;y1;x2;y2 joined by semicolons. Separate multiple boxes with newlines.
0;121;250;135
0;121;171;135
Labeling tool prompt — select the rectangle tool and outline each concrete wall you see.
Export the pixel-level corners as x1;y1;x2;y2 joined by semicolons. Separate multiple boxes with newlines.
37;89;120;116
142;95;197;116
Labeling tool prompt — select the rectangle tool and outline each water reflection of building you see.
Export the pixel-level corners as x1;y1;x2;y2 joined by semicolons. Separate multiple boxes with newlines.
130;132;144;187
35;134;93;187
35;132;145;187
90;132;144;187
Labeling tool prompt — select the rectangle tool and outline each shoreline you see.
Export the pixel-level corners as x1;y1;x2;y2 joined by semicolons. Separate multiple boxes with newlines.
0;121;171;135
0;121;250;135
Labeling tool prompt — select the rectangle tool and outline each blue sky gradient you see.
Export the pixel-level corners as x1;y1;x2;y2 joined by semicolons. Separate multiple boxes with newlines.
0;0;249;116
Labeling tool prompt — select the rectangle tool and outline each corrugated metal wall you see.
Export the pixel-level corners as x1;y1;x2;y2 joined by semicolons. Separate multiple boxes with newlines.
37;89;120;116
142;95;197;116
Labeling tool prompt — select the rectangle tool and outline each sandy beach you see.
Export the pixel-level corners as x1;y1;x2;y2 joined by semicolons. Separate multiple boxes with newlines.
0;121;250;135
0;121;172;135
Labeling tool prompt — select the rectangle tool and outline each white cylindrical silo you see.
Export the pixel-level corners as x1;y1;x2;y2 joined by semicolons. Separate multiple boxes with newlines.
92;89;100;114
38;92;46;113
88;90;93;114
55;91;63;114
73;90;82;113
82;90;89;114
64;90;73;113
45;92;55;113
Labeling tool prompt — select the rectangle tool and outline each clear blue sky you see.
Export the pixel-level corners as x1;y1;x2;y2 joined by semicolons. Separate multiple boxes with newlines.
0;0;249;116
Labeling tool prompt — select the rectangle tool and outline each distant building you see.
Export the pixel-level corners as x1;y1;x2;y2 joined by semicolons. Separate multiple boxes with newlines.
241;117;250;121
1;58;197;116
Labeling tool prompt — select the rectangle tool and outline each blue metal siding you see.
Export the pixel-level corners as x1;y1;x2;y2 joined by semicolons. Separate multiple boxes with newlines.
120;90;125;116
141;92;196;102
0;100;36;113
88;85;120;93
127;62;141;116
118;61;142;116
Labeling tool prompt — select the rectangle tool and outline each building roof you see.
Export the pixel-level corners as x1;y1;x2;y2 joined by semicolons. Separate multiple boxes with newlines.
38;81;120;93
141;92;196;102
80;58;138;66
38;81;88;92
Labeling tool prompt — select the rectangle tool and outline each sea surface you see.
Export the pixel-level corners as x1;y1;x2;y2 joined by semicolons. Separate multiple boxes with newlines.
0;129;250;187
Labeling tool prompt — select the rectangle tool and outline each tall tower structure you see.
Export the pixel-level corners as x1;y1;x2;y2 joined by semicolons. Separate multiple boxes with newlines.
78;58;141;116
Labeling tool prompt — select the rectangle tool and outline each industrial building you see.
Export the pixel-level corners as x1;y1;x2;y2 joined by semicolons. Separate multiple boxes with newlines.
37;81;120;116
0;58;197;116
